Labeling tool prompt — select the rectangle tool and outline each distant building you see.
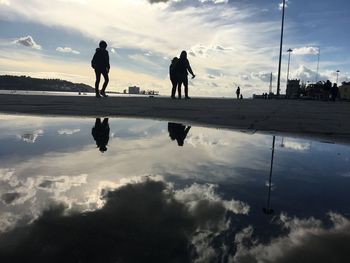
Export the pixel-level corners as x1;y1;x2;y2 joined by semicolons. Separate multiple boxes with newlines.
128;86;140;94
339;83;350;100
286;79;300;98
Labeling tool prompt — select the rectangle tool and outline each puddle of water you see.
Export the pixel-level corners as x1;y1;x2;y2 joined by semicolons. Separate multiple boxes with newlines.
0;114;350;262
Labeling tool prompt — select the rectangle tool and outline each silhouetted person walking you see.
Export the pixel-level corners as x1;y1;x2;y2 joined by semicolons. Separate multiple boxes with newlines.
331;83;339;101
92;118;110;152
91;40;110;98
176;51;195;99
170;57;179;99
168;122;191;146
236;86;240;99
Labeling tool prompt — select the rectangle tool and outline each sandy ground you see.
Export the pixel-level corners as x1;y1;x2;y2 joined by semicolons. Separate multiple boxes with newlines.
1;94;350;144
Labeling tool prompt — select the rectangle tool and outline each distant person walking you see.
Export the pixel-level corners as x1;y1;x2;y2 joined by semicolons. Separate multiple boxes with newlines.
91;40;110;98
236;86;240;99
176;51;195;99
331;83;339;101
170;57;179;99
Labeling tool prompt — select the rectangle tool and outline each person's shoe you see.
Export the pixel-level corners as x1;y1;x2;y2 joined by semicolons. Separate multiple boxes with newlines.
171;96;176;99
100;91;108;97
185;96;191;99
95;93;102;98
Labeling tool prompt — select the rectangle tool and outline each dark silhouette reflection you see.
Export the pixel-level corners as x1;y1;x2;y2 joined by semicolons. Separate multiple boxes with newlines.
168;122;191;146
263;135;275;215
92;118;110;152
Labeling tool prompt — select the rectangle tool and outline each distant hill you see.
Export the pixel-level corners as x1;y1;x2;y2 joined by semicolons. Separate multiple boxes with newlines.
0;75;94;93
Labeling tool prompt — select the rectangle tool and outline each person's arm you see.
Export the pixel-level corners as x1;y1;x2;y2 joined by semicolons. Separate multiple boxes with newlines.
184;126;191;137
186;60;195;78
91;53;96;69
106;51;110;72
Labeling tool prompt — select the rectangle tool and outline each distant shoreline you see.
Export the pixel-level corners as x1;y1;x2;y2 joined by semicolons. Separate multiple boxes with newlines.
1;94;350;144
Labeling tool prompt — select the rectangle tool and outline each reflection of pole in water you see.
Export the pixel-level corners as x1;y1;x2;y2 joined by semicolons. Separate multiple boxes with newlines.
263;135;275;215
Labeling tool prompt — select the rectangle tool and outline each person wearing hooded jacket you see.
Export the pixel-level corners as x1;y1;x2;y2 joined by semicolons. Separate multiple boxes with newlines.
176;50;195;99
91;40;110;98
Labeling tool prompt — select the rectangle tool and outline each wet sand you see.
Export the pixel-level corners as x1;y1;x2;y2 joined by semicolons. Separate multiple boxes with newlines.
1;94;350;144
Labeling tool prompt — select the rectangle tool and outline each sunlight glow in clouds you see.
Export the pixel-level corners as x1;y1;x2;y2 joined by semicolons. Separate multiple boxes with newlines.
0;0;349;96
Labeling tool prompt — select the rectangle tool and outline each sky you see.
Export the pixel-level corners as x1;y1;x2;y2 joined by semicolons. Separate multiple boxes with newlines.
0;0;350;97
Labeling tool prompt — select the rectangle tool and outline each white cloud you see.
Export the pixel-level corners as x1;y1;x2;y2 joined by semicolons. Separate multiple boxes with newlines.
293;46;319;56
56;46;80;54
282;140;311;151
13;35;41;50
57;128;81;135
0;0;10;5
175;183;250;216
233;212;350;263
292;65;327;82
17;129;43;143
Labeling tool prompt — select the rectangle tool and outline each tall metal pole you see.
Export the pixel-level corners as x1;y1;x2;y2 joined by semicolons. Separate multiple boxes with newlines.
277;0;286;96
269;72;273;94
286;48;293;90
263;135;275;215
315;47;320;83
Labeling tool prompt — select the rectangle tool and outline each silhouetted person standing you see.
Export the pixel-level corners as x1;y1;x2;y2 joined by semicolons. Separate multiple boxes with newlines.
91;40;110;98
236;86;240;99
92;118;110;152
170;57;179;99
168;122;191;146
331;83;339;101
176;51;195;99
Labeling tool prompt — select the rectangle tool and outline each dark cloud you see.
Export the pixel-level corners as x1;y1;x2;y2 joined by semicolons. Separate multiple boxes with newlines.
0;180;228;262
1;193;21;205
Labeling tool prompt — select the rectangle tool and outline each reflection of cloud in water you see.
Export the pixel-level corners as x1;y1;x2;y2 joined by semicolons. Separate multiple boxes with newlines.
232;213;350;263
57;128;80;135
17;129;43;143
175;183;250;216
0;179;240;262
282;140;311;151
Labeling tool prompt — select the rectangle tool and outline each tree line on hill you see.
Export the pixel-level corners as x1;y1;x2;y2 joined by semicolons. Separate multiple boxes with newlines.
0;75;94;93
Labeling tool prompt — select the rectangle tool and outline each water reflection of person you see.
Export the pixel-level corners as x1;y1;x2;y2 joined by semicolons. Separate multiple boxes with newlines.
168;122;191;146
92;118;110;152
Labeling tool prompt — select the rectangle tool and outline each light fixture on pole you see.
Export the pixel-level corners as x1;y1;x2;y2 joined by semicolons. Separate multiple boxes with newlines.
286;48;293;89
336;70;340;85
277;0;286;96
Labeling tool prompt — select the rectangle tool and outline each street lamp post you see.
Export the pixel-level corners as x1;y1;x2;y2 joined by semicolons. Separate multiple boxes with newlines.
277;0;286;96
336;70;340;85
286;48;293;89
263;136;276;215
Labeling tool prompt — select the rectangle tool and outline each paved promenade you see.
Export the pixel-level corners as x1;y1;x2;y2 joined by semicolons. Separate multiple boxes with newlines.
1;94;349;144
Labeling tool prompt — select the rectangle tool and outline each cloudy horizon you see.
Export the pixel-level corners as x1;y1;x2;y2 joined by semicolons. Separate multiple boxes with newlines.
1;0;349;97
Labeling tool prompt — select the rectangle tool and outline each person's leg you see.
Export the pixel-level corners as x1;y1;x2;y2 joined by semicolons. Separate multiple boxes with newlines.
95;71;102;97
100;71;109;97
177;81;182;99
171;79;177;98
184;76;190;99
